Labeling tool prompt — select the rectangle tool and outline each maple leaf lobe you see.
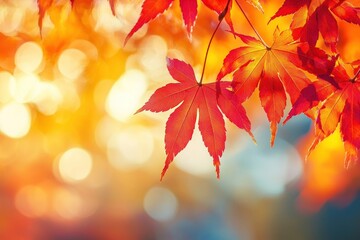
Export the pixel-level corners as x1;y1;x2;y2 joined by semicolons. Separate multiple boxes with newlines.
125;0;173;44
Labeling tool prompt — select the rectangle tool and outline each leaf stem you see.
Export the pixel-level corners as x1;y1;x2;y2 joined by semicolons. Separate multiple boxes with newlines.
199;0;232;85
199;17;224;85
234;0;269;48
352;68;360;82
332;0;346;9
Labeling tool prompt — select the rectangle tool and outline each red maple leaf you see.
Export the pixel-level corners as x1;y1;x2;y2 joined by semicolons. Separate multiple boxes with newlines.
108;0;118;16
201;0;234;32
37;0;54;34
217;28;334;146
125;0;264;44
125;0;198;44
37;0;119;33
70;0;118;15
286;61;360;167
0;33;24;71
137;58;254;179
270;0;360;52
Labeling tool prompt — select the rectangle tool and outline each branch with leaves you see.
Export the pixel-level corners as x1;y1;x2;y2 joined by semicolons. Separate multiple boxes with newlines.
37;0;360;179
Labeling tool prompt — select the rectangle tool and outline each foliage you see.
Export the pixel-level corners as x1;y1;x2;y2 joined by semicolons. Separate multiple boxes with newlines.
30;0;360;178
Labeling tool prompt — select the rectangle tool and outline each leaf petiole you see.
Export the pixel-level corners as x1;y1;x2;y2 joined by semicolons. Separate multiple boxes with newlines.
234;0;269;48
199;20;223;85
199;0;229;85
352;68;360;82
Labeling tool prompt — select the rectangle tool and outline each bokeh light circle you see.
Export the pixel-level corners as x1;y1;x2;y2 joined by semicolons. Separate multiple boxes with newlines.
0;71;15;103
57;48;88;80
106;69;147;122
15;42;43;73
107;126;154;170
58;148;93;183
53;188;83;220
175;129;215;177
15;185;48;218
0;102;31;138
143;187;178;222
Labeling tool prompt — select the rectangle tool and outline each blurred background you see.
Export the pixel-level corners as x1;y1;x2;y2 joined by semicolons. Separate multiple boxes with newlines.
0;0;360;239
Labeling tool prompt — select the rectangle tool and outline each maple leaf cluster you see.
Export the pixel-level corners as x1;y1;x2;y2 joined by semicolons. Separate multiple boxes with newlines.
36;0;360;178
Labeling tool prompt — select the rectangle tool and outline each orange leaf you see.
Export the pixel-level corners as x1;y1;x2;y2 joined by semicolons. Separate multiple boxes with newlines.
218;28;314;145
109;0;117;16
37;0;54;35
288;61;360;166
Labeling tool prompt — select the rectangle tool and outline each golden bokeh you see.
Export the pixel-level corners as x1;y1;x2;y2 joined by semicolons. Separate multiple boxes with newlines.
0;0;359;239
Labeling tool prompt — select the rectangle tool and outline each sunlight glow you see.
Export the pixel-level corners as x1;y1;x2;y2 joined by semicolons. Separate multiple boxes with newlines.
106;69;147;122
53;188;82;220
32;82;63;115
57;49;88;80
300;129;345;207
175;129;215;177
92;0;122;32
53;187;98;220
15;42;43;73
15;185;48;218
139;35;168;78
107;126;154;170
58;148;93;183
10;72;39;103
94;116;117;148
92;0;144;35
143;187;178;222
69;40;98;59
0;6;24;34
0;102;31;138
0;71;15;103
